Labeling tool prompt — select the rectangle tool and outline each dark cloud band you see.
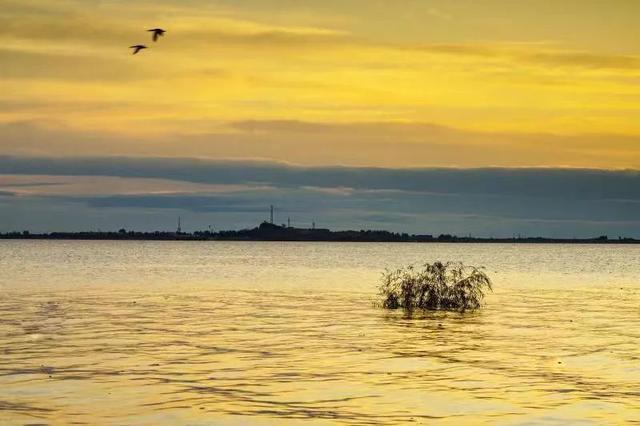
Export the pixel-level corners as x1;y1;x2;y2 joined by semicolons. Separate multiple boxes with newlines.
1;155;639;201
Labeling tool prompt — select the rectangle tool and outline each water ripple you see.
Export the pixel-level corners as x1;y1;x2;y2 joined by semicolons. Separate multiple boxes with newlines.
1;241;639;424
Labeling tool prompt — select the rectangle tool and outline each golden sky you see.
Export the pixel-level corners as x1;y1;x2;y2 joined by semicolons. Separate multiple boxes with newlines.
1;0;639;167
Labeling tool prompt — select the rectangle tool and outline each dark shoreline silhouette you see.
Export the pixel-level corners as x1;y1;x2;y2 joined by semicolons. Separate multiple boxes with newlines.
1;221;638;244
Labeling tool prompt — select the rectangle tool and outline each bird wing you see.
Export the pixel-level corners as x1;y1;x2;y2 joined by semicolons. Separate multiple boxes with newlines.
152;32;159;42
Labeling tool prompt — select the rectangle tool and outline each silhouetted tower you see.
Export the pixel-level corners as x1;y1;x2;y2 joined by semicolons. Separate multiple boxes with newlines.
287;217;290;228
312;221;315;230
270;205;274;224
177;216;182;233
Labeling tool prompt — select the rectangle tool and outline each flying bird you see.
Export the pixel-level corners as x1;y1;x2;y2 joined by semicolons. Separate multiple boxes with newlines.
129;44;147;55
148;28;166;42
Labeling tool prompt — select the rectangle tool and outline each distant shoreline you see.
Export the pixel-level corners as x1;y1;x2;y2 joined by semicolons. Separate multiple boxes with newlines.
1;221;638;244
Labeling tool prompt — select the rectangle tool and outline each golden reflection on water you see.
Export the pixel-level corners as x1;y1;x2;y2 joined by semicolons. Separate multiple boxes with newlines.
1;241;639;424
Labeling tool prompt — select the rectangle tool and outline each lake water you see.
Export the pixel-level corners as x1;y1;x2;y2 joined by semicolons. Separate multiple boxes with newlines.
1;241;639;425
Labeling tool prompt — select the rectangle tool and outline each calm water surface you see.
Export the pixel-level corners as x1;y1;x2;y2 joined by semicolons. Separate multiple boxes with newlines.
1;241;639;425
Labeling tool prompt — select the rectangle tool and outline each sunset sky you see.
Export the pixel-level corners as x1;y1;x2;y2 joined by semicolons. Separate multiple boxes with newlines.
1;0;639;236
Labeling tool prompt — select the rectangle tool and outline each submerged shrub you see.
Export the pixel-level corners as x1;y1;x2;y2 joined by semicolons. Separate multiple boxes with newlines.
379;261;492;312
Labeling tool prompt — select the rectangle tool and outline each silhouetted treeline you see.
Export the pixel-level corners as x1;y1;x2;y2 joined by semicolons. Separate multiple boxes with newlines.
1;222;638;244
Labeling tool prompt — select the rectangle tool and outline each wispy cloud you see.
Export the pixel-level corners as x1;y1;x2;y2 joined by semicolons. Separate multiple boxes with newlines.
0;48;152;81
408;43;640;71
2;120;640;169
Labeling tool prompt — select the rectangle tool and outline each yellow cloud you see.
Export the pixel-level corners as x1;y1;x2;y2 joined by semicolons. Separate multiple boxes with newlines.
1;0;639;167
